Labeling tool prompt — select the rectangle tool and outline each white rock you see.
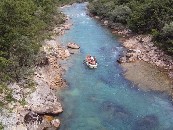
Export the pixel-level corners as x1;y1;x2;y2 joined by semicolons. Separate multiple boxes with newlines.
104;20;108;25
67;42;80;49
64;49;71;58
51;119;60;128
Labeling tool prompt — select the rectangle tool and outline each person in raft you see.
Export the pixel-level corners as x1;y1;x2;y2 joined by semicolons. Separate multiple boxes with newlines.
94;56;97;63
86;55;91;62
86;55;96;65
91;56;96;65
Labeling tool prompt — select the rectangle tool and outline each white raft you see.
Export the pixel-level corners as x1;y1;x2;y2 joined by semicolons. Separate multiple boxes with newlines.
85;55;98;69
85;60;97;69
86;61;98;69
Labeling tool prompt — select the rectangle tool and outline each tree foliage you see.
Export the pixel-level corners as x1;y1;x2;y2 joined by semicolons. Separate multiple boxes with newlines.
89;0;173;55
154;22;173;54
128;0;173;33
109;5;131;24
0;0;64;83
58;0;87;5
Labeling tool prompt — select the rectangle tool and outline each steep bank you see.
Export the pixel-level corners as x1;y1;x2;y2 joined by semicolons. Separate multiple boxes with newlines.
0;14;72;130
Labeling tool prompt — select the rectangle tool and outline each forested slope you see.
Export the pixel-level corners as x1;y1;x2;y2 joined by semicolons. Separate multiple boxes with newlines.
0;0;66;84
0;0;81;128
0;0;69;111
88;0;173;55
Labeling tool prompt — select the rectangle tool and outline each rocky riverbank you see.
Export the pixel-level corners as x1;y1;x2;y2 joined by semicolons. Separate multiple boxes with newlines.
117;34;173;94
90;14;173;93
118;35;173;76
0;13;73;129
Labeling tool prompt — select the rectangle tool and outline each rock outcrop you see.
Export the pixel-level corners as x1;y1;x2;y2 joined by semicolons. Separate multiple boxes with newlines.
0;14;72;130
117;35;173;79
53;17;72;35
67;42;80;49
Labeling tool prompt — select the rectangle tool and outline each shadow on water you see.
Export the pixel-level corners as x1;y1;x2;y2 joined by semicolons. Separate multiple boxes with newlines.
133;115;159;130
100;100;132;121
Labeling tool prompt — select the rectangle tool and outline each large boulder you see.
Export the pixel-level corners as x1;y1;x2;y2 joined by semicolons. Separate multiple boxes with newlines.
67;42;80;49
133;115;159;130
30;101;63;114
26;83;63;115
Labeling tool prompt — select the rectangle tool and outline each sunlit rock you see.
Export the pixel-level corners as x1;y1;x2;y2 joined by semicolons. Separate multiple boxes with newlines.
67;42;80;49
51;119;60;128
64;49;71;57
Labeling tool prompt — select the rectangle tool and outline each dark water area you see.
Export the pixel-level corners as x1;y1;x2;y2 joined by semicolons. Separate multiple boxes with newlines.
57;3;173;130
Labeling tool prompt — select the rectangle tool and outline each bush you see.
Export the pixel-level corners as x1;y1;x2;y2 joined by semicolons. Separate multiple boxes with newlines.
88;0;173;56
88;0;115;17
0;0;63;82
162;22;173;37
108;5;131;24
127;0;173;33
0;123;4;130
154;22;173;54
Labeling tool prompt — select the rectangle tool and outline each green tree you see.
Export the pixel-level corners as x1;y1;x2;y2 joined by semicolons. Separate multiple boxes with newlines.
109;5;131;24
154;22;173;54
128;0;173;33
0;0;64;82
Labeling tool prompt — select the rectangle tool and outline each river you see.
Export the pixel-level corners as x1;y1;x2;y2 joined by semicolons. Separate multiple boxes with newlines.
57;3;173;130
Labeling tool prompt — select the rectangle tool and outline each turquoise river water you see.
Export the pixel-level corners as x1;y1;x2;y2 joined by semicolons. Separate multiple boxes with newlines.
57;3;173;130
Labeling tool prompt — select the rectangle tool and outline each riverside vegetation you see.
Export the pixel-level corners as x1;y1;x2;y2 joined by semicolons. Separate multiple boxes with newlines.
0;0;81;129
0;0;173;129
0;0;64;106
1;0;173;108
88;0;173;89
88;0;173;55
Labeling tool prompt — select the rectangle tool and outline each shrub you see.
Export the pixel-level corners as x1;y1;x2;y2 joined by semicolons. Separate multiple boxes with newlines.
108;5;131;24
154;22;173;54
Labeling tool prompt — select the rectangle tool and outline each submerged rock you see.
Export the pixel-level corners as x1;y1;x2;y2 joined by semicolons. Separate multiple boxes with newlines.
101;101;130;119
99;75;115;86
133;115;159;130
